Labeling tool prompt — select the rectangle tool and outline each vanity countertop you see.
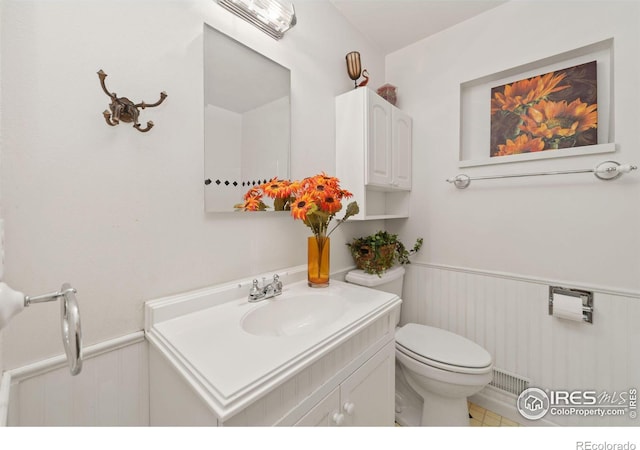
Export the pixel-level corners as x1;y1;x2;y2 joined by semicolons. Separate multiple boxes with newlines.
145;272;401;420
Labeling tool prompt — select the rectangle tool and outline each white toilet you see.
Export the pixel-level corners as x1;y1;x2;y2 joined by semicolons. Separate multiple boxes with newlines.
346;266;493;426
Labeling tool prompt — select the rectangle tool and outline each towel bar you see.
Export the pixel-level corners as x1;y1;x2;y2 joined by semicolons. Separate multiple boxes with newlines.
446;160;637;189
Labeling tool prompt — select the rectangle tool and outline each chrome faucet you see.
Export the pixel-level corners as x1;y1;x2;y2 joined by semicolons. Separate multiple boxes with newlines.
248;274;283;302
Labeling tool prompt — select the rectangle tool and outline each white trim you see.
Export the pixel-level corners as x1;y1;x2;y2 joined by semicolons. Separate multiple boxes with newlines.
458;143;616;168
411;262;640;299
0;371;11;427
5;331;145;383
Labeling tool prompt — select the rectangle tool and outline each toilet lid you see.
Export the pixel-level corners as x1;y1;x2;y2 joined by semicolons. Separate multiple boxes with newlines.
395;323;492;369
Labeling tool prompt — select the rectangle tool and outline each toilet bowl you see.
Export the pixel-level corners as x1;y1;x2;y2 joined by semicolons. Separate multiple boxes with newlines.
346;266;494;426
395;323;492;426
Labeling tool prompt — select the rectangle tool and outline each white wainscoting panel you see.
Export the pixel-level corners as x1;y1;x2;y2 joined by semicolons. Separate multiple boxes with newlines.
6;333;148;426
402;263;640;427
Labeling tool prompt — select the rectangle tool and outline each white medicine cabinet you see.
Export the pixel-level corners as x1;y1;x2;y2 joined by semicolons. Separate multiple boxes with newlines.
336;87;412;220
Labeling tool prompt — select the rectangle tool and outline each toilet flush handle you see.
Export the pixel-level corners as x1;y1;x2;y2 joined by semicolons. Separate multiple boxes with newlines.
343;402;355;415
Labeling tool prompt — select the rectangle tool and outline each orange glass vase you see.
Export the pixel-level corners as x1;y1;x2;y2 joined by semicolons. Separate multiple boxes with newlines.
308;235;330;287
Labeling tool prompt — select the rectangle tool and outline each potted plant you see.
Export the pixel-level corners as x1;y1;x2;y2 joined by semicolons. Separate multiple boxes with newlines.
347;231;423;276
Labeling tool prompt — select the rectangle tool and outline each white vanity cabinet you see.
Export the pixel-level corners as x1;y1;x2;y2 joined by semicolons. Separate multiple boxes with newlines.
295;340;395;426
145;272;401;427
336;87;412;220
149;335;396;427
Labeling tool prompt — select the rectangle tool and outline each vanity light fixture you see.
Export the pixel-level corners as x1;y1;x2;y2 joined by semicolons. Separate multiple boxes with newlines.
217;0;297;40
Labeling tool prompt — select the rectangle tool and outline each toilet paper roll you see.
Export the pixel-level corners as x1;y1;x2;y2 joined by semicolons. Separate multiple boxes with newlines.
0;282;25;330
552;293;583;322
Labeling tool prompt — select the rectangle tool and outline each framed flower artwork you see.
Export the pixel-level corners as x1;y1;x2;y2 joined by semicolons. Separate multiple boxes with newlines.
490;61;598;158
458;38;615;168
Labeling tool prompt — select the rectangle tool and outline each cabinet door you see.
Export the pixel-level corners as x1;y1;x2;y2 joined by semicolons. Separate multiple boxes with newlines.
294;387;342;426
339;342;395;426
392;109;412;190
366;92;393;187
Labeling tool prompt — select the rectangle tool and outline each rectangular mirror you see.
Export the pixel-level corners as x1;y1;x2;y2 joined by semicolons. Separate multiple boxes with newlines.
204;24;291;212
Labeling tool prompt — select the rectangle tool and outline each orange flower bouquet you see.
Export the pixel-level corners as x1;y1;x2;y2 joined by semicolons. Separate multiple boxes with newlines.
233;177;296;212
235;173;359;287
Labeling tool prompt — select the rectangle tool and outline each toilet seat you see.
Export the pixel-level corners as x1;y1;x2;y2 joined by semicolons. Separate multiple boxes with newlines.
395;323;492;375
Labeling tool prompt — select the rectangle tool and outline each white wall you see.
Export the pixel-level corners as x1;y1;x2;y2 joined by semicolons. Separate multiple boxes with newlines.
205;97;290;211
0;0;386;369
204;104;242;211
386;1;640;426
243;96;290;181
386;0;640;292
0;0;4;376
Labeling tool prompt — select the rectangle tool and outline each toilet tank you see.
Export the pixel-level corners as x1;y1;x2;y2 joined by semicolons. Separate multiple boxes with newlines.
345;266;405;298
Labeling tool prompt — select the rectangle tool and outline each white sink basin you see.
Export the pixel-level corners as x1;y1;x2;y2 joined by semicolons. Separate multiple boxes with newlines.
241;292;347;337
146;275;402;414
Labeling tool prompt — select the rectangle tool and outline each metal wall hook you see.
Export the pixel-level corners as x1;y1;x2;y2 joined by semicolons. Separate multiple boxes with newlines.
97;69;167;133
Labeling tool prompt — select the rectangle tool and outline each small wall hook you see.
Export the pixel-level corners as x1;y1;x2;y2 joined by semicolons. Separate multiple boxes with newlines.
97;69;167;133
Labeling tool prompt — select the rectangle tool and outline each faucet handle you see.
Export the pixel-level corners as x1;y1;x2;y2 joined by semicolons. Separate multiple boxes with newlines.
272;274;282;293
249;279;261;298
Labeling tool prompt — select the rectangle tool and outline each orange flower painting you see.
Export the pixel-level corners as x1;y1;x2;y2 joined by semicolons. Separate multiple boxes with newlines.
490;61;598;157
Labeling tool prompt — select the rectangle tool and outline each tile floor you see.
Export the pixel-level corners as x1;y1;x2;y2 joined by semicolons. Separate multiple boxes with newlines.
395;402;521;426
468;402;520;426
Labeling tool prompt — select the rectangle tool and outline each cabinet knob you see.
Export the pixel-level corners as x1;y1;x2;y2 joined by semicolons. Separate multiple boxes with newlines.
343;401;356;415
331;412;345;426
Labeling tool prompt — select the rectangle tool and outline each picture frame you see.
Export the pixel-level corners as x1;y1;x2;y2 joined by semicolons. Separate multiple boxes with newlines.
490;61;598;158
459;39;614;168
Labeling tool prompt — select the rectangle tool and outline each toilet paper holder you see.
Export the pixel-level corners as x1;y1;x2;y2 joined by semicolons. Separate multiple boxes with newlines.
25;283;83;375
548;286;594;324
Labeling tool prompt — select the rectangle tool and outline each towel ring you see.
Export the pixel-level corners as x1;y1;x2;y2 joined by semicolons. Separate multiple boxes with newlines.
25;283;83;375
